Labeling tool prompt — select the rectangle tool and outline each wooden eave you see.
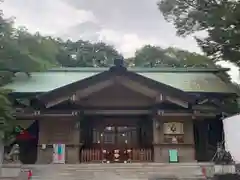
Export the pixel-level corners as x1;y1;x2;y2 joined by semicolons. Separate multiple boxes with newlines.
15;108;220;119
195;96;237;114
31;66;197;108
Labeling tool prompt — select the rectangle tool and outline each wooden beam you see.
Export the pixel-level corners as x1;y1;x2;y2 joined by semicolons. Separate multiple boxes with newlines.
15;109;151;117
118;76;158;97
192;104;217;111
165;96;189;108
84;109;151;115
15;107;219;119
45;96;70;108
156;110;217;117
15;110;79;119
197;98;209;105
75;79;114;99
161;112;216;117
45;79;114;108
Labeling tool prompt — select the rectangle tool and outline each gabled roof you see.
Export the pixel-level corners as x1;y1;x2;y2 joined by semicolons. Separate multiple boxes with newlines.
2;67;237;94
32;66;197;106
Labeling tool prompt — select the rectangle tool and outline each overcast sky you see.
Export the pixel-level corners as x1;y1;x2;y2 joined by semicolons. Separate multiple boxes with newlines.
1;0;239;82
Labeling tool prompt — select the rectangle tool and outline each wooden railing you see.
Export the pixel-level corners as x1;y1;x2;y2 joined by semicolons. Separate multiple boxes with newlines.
80;148;153;163
131;148;152;162
80;149;102;163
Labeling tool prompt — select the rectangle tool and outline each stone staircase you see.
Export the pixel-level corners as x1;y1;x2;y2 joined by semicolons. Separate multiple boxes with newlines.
22;163;209;180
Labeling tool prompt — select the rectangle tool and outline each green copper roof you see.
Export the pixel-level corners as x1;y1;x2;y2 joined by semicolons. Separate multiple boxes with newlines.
2;67;236;93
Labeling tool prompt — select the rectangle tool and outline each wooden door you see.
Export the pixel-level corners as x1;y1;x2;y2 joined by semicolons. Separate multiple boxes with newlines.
101;126;137;163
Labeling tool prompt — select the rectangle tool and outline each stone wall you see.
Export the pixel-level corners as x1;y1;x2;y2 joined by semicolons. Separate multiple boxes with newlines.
153;117;195;162
37;118;80;164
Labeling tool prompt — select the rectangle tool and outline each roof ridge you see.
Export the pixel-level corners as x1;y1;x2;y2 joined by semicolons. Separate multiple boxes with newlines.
47;67;230;73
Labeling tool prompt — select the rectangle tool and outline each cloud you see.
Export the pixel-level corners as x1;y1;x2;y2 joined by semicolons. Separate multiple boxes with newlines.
1;0;96;34
63;0;202;53
1;0;239;82
2;0;201;54
98;29;159;57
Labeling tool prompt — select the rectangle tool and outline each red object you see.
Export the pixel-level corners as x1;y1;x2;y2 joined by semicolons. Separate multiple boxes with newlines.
16;130;34;140
27;170;32;180
201;167;206;178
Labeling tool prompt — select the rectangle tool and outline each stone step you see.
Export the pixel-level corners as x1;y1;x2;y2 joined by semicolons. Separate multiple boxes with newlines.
23;163;207;180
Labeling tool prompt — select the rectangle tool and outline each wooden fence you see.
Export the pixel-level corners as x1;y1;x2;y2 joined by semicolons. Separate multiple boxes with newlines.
131;148;152;162
80;148;152;163
80;149;102;163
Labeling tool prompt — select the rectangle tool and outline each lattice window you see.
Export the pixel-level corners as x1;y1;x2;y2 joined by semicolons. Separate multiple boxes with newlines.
92;128;101;144
117;126;137;145
103;126;115;144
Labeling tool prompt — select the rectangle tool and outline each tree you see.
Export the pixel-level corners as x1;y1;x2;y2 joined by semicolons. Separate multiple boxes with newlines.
56;40;122;67
0;89;15;142
132;45;217;68
0;7;16;168
158;0;240;66
134;45;180;67
164;47;217;67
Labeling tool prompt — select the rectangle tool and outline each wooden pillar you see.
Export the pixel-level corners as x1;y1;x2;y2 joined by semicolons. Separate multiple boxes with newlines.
152;118;162;162
36;119;52;164
195;119;208;161
36;118;81;164
66;126;80;164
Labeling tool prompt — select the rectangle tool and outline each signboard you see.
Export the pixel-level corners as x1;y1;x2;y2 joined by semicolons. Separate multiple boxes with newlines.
169;149;178;163
53;144;65;164
163;122;184;134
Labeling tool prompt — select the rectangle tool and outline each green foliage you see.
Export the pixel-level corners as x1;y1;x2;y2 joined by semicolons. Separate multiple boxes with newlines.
56;40;122;67
158;0;240;66
0;8;16;141
132;45;217;68
0;88;15;141
1;27;59;72
134;45;180;67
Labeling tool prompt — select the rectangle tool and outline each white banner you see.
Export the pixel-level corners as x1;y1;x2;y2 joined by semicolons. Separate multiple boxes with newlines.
223;114;240;163
52;144;65;164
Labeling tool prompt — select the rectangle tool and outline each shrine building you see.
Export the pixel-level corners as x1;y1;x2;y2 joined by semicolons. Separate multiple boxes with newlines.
2;60;239;164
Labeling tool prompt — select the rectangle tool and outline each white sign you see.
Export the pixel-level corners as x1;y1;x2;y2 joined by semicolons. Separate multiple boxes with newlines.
53;144;65;164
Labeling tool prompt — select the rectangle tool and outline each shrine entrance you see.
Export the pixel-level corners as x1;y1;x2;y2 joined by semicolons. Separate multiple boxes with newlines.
98;125;137;163
80;115;153;163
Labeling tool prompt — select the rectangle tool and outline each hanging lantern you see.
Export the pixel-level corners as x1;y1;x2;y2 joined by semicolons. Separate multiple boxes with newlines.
155;119;160;129
74;110;84;130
